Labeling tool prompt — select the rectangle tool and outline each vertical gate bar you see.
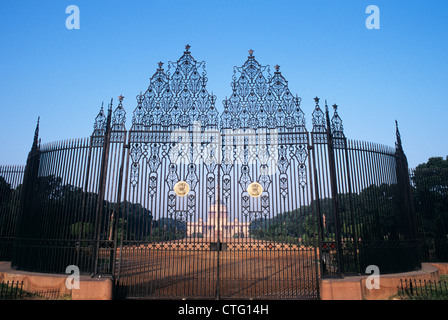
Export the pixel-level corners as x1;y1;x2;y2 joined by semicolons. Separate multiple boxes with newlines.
37;143;49;267
93;102;113;276
358;141;370;269
352;142;363;269
347;140;360;272
111;130;128;278
55;141;68;270
308;134;322;297
91;144;102;270
158;146;166;297
65;139;79;269
310;136;324;278
42;142;59;272
215;161;221;300
358;141;372;266
343;137;358;274
36;143;50;272
354;141;366;270
77;137;93;271
325;105;344;276
366;141;379;243
79;138;90;269
61;140;73;267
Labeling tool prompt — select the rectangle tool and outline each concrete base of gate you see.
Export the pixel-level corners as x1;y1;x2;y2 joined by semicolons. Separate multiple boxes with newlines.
320;262;447;300
0;262;112;300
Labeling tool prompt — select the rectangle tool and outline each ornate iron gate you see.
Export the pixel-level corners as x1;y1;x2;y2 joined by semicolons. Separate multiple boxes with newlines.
6;45;421;300
113;47;321;299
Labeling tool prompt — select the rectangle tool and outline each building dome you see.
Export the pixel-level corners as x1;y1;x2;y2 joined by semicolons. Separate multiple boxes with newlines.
208;200;228;223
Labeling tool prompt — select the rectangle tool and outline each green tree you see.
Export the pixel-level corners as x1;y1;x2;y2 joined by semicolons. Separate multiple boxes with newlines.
69;222;94;238
148;217;186;242
412;156;448;261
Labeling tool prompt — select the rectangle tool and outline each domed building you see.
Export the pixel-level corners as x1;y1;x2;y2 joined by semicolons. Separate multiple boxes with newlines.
187;198;250;240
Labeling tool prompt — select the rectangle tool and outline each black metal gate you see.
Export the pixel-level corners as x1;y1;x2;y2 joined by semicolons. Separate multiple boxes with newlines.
112;47;321;299
5;45;421;301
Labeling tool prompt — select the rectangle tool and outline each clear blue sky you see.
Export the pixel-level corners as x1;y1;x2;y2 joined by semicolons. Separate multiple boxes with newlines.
0;0;447;168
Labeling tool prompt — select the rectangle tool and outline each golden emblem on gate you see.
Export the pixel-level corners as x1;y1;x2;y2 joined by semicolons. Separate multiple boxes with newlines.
174;181;190;197
247;182;263;198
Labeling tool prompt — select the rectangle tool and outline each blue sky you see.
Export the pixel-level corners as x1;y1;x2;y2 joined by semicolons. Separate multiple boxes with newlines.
0;0;447;168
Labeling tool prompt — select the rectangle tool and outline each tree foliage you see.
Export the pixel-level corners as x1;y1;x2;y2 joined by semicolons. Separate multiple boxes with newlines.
0;177;22;241
249;183;406;245
412;156;448;261
9;175;154;242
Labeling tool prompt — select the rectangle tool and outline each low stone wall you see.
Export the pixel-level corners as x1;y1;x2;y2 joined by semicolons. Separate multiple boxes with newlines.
2;260;446;300
320;263;445;300
0;262;112;300
430;263;448;275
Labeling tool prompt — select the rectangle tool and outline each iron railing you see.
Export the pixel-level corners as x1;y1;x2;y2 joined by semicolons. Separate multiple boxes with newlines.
10;135;120;276
32;289;60;300
0;280;24;300
398;278;448;300
0;165;25;261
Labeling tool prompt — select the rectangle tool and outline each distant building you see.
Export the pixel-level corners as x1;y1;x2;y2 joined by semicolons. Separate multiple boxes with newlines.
187;199;250;239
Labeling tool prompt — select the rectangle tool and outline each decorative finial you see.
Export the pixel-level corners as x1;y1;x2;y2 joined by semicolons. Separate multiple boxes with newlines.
396;120;401;139
248;49;254;56
274;64;280;71
331;103;344;136
158;61;164;68
314;97;320;104
137;92;144;105
118;95;124;102
395;120;402;151
35;116;40;135
32;116;40;151
185;44;191;52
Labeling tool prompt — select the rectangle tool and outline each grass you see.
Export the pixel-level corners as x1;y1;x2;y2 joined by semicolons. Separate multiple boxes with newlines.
1;282;72;300
0;282;27;300
393;274;448;300
21;292;72;301
21;293;72;300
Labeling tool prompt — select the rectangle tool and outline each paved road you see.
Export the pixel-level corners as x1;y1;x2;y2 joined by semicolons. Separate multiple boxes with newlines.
115;242;320;299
